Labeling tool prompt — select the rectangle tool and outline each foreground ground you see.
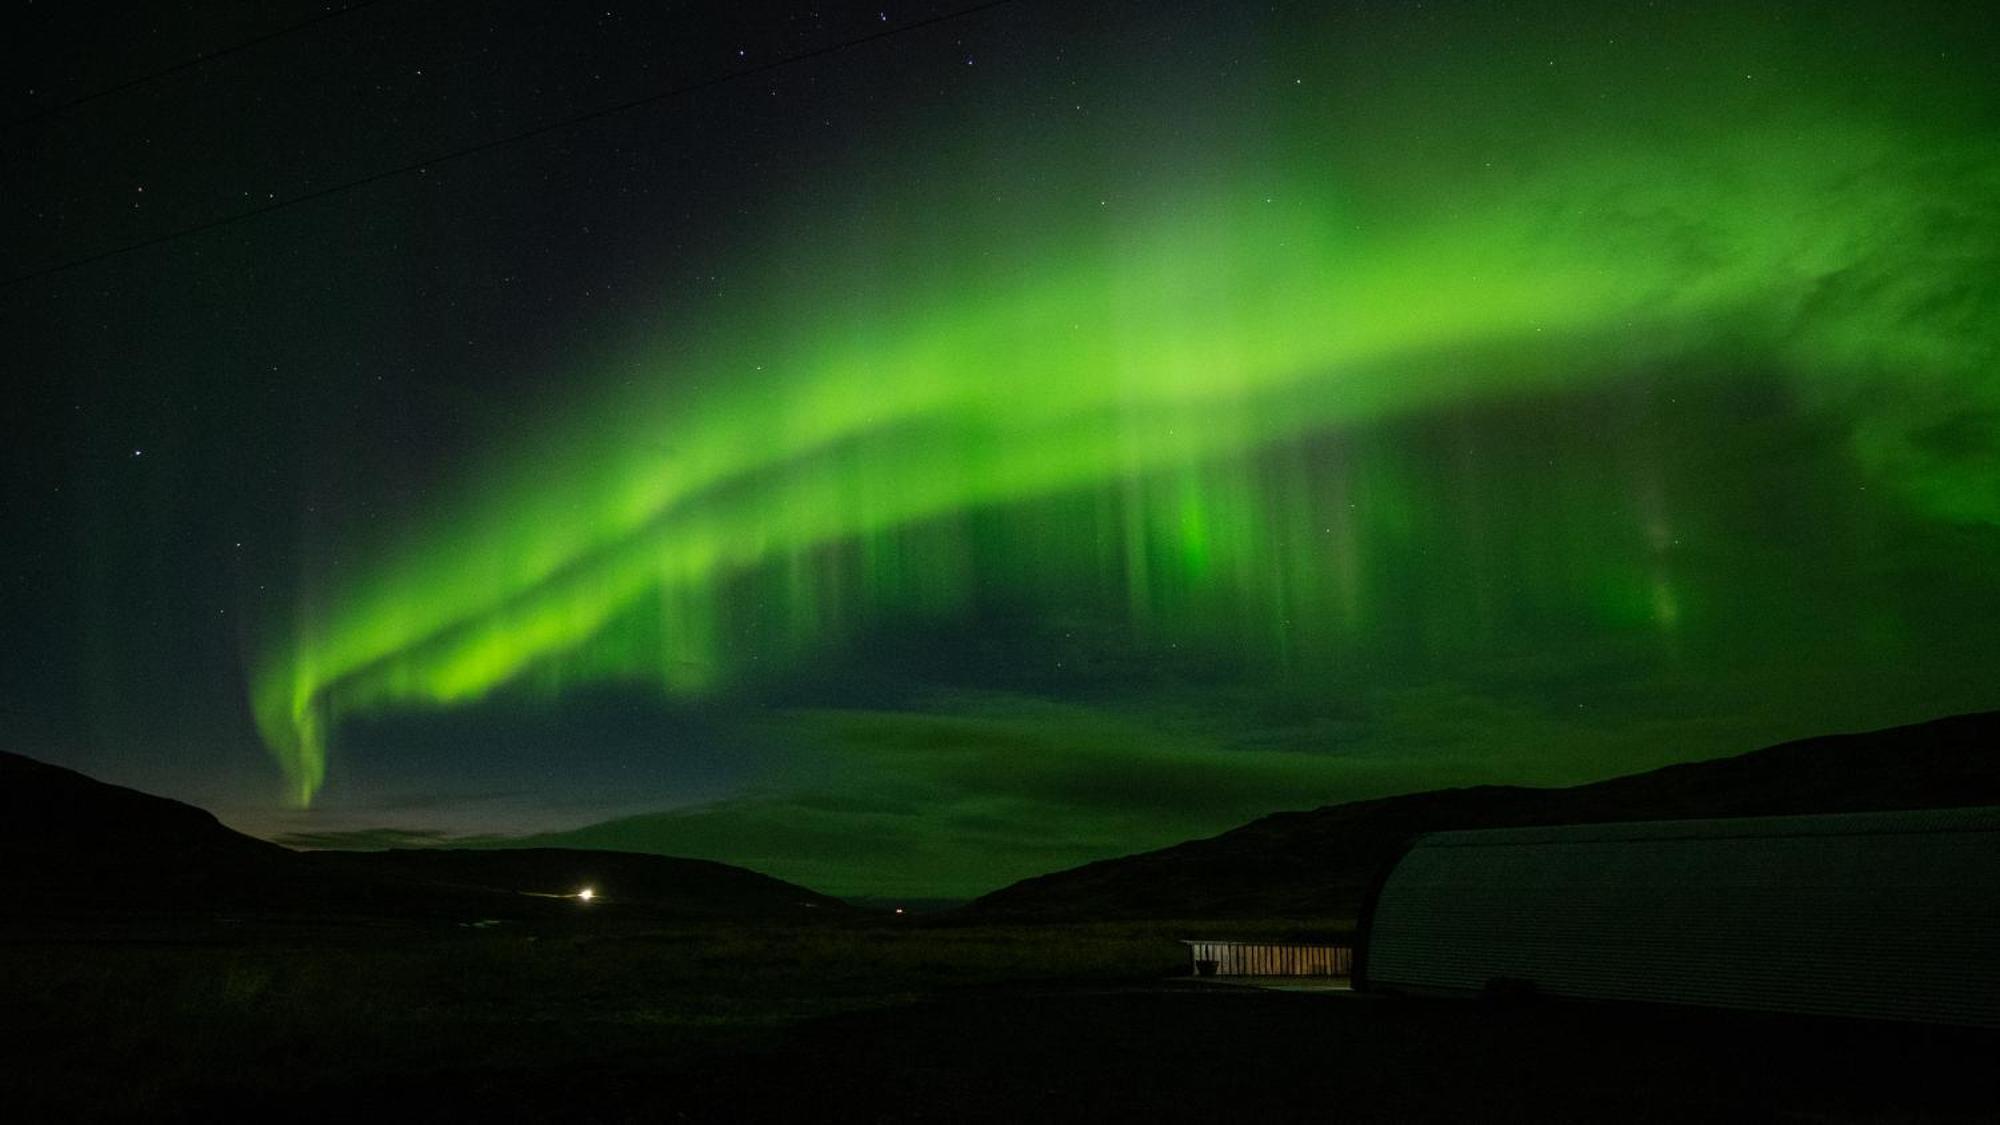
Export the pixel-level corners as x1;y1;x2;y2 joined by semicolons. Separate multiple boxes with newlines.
4;916;1993;1122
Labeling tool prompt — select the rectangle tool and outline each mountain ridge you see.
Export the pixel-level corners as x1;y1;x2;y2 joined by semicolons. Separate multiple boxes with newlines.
965;709;2000;920
0;750;848;921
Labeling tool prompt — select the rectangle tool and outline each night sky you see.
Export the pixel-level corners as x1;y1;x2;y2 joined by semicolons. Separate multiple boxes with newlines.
8;1;2000;898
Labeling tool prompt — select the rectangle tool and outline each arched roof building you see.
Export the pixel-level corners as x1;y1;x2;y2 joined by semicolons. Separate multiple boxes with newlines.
1356;806;2000;1026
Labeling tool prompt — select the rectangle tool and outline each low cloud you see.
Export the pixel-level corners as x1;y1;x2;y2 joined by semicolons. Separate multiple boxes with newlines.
275;826;503;851
528;695;1530;899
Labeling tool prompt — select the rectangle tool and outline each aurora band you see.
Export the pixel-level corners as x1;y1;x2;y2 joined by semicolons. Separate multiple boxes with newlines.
251;56;2000;806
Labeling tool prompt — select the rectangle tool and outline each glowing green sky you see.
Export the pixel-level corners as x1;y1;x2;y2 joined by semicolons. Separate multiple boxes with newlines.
15;1;1997;900
253;2;2000;822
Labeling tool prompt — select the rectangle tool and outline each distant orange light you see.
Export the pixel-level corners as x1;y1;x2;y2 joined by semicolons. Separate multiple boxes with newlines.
577;888;595;902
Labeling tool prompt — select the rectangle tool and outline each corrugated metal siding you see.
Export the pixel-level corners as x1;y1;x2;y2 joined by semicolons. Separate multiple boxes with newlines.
1361;806;2000;1026
1185;942;1352;976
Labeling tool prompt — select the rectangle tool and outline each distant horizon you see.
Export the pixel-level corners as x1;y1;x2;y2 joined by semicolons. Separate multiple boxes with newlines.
38;702;1992;902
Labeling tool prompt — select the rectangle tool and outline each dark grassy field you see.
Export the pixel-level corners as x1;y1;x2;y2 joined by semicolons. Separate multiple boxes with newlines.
5;915;1995;1123
0;915;1338;1121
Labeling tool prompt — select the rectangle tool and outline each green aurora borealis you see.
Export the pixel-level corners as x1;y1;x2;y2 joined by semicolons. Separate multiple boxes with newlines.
18;2;2000;898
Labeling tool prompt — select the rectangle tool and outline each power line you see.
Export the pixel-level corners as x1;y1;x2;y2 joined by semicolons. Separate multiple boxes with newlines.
6;0;397;132
3;0;1020;291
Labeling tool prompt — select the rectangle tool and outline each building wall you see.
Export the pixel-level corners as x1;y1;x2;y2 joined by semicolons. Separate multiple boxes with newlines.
1358;806;2000;1026
1186;942;1352;976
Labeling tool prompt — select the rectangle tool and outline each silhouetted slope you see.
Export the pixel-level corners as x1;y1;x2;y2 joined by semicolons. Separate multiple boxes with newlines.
968;710;2000;921
0;752;848;920
308;848;848;916
0;751;294;914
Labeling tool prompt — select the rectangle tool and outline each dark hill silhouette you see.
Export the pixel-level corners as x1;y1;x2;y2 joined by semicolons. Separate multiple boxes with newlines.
0;751;847;922
0;751;295;914
305;847;848;916
967;710;2000;921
